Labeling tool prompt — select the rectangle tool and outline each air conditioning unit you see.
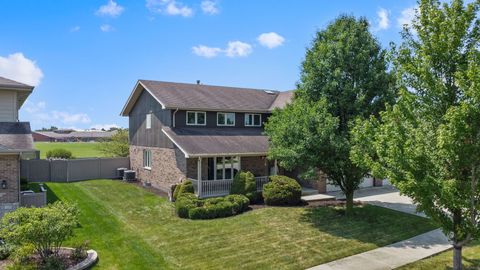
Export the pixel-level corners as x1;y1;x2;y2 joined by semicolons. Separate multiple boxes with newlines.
116;168;127;179
123;170;136;182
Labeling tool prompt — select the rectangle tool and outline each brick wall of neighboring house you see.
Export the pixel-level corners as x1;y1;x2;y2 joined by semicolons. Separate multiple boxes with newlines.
130;146;186;192
241;156;268;177
282;167;328;193
0;155;20;216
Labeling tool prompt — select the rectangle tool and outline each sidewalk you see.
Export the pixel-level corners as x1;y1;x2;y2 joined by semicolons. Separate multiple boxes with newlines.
307;229;450;270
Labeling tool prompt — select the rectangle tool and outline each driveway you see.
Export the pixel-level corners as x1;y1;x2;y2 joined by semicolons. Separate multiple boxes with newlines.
327;186;425;217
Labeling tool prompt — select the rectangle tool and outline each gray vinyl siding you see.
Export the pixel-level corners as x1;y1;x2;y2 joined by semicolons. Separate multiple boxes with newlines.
129;91;173;147
0;90;16;122
173;110;270;128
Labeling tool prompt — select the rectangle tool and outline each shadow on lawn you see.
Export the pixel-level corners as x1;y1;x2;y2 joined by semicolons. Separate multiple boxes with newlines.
41;182;60;204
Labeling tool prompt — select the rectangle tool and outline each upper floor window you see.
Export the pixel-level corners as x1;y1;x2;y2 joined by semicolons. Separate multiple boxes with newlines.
245;113;261;127
217;112;235;126
187;111;206;126
146;113;152;129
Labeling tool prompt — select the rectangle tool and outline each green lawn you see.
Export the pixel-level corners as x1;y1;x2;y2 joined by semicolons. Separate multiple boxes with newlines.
34;142;106;159
399;241;480;270
42;179;437;270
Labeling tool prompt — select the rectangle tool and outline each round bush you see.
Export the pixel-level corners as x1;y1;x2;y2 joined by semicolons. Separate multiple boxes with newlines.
173;180;194;201
263;175;302;206
46;148;72;159
230;171;258;203
174;194;250;219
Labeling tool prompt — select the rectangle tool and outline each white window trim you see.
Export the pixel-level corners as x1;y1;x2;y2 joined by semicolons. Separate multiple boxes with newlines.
143;149;152;170
213;156;238;180
186;111;207;126
217;112;235;126
146;113;152;129
244;113;262;127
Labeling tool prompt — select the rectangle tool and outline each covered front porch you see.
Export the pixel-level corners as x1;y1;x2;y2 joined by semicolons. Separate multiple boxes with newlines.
187;155;276;198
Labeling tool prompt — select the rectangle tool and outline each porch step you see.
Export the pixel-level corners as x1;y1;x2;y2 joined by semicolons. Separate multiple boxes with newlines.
302;194;336;202
301;187;319;196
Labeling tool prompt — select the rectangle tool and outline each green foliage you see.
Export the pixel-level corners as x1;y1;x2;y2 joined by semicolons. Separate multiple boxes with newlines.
40;256;65;270
175;194;250;220
230;171;258;203
265;15;394;213
351;0;480;268
46;148;72;159
0;240;13;260
263;175;302;206
0;202;79;261
173;180;194;201
70;241;89;263
98;129;129;157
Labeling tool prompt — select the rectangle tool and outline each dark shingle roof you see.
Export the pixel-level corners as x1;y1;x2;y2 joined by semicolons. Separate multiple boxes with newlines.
0;76;33;90
121;80;293;115
33;130;116;139
0;122;35;152
162;127;268;157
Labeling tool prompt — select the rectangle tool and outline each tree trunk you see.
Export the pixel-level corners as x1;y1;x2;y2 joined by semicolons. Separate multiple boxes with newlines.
345;191;354;215
453;245;462;270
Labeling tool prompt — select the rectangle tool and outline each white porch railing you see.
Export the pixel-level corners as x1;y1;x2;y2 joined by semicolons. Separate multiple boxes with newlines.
190;176;269;198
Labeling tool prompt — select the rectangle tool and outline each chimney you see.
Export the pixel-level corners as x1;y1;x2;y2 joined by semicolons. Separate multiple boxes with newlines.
196;80;201;85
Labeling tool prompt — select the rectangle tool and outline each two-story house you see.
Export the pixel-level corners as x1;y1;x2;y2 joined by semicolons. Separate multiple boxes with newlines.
0;76;36;215
121;80;293;198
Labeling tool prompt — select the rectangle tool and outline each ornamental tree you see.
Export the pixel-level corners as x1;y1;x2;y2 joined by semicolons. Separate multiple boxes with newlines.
351;1;479;269
266;15;393;214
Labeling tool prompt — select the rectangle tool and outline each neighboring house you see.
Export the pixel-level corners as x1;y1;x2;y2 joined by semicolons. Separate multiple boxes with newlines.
121;80;383;198
0;76;36;215
32;130;117;142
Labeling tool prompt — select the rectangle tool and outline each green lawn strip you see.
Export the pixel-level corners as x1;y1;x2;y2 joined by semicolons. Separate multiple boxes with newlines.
34;142;105;159
45;180;437;270
399;240;480;270
45;182;170;270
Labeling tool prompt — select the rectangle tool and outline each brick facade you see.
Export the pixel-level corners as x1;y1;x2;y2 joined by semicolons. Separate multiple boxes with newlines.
0;155;20;204
130;146;187;192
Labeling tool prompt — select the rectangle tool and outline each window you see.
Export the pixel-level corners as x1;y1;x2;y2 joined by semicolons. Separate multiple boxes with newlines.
207;156;240;180
217;112;235;126
146;113;152;129
186;111;206;126
143;149;152;169
245;113;262;127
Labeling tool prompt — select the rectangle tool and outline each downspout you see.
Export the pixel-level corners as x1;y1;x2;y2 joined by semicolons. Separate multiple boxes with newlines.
172;108;179;128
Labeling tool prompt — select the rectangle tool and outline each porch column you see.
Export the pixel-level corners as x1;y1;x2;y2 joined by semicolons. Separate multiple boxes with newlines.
273;159;278;175
197;157;202;197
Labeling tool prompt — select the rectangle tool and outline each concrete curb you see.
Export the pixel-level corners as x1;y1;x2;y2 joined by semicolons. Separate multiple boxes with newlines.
65;248;98;270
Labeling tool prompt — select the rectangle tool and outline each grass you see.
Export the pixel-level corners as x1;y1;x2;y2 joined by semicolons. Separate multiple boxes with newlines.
34;142;106;159
42;179;437;270
399;241;480;270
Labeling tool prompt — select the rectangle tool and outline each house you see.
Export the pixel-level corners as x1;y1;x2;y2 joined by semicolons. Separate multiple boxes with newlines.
121;80;382;198
0;76;36;215
32;129;117;142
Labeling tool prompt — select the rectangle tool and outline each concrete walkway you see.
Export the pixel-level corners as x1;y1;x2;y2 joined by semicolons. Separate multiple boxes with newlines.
306;229;450;270
305;186;451;270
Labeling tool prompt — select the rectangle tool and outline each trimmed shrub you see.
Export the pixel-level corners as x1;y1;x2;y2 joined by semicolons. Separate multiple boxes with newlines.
263;175;302;206
175;194;250;219
230;171;258;203
173;180;194;201
0;240;13;260
46;148;72;159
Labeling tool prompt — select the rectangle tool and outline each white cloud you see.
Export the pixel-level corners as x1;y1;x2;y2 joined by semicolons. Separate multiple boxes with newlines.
70;26;81;32
374;8;390;31
100;24;114;32
0;53;43;86
146;0;193;17
96;0;125;17
24;101;46;113
192;45;222;58
257;32;285;49
398;6;417;30
225;41;252;57
90;124;120;130
52;111;91;124
201;0;219;15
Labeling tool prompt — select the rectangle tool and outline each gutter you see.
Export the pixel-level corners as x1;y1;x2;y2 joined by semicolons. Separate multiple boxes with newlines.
172;108;179;128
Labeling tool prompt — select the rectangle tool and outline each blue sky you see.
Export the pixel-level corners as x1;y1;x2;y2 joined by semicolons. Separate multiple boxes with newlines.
0;0;417;130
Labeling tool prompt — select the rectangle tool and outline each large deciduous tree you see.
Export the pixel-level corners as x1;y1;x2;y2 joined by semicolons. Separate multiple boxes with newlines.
265;15;394;213
351;1;479;269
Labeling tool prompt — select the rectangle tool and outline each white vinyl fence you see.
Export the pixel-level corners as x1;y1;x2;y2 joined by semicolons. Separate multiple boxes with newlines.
21;157;130;182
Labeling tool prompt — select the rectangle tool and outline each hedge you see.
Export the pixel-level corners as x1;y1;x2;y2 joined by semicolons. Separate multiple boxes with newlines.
230;171;259;203
175;194;250;219
263;175;302;206
173;180;194;201
46;148;72;159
